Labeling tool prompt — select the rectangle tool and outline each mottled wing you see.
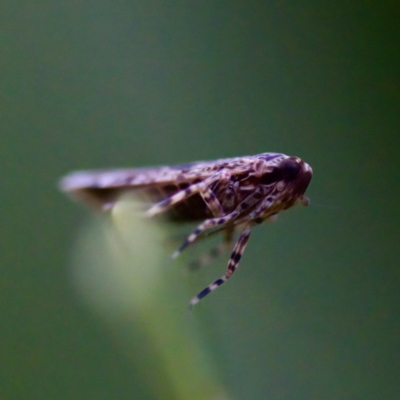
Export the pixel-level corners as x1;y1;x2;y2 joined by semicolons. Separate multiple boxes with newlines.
59;157;251;219
60;166;193;210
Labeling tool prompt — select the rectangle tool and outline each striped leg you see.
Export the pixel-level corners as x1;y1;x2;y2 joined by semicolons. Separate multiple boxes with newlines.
171;210;240;259
189;227;234;271
225;190;278;228
189;225;252;307
199;186;225;217
172;186;264;259
145;170;230;217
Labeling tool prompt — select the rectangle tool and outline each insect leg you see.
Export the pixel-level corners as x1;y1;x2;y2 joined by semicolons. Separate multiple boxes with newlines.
189;227;234;271
171;210;240;259
145;170;231;217
173;186;264;258
198;185;225;217
189;225;252;306
242;191;279;223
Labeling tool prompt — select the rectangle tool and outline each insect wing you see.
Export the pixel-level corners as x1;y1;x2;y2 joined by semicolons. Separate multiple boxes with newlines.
58;155;259;209
59;160;225;210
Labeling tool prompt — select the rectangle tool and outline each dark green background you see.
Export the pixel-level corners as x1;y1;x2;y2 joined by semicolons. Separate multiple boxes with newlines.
2;1;399;399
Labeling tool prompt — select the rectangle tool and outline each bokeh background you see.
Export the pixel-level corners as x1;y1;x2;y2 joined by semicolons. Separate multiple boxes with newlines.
2;1;399;399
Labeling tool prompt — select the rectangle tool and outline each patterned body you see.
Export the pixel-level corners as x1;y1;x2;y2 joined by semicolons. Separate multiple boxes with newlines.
60;152;313;306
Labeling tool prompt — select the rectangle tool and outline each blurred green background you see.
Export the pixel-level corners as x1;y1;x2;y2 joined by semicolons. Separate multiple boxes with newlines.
2;1;399;399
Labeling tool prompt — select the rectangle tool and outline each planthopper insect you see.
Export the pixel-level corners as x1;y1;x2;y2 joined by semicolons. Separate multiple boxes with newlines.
59;153;312;306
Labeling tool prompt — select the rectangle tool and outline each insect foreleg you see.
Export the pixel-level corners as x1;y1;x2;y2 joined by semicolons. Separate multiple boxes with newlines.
245;191;279;222
145;170;231;217
189;225;252;306
172;186;264;259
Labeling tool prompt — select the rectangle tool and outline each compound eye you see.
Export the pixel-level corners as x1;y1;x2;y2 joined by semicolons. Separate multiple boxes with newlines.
280;159;301;181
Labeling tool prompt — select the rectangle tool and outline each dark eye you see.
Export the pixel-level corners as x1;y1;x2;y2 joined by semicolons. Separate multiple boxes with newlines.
280;159;301;181
260;168;282;185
